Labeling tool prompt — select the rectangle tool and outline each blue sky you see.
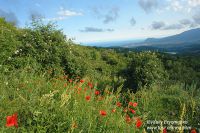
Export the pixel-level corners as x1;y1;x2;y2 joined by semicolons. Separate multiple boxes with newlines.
0;0;200;43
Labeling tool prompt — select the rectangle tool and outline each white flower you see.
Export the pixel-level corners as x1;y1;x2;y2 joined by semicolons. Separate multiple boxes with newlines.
15;50;19;54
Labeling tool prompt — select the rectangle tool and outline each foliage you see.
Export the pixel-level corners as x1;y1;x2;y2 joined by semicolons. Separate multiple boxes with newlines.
0;18;21;65
0;70;145;132
123;51;168;91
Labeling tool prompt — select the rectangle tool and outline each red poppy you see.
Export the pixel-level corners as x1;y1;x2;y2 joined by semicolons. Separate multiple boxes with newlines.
6;113;18;128
129;108;136;114
191;129;197;133
116;102;122;107
99;110;106;116
135;118;142;128
88;82;93;88
129;102;133;106
111;109;116;113
85;96;91;101
95;90;100;95
69;79;73;83
163;128;167;133
80;79;84;83
132;102;138;107
125;115;131;123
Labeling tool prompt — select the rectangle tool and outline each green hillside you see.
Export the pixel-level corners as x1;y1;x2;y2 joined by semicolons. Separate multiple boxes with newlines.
0;18;199;132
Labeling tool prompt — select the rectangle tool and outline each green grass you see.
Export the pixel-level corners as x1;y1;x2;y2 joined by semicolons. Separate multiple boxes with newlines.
0;69;144;132
0;69;199;132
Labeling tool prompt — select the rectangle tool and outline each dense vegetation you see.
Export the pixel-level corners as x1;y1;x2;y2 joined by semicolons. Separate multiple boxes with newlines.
0;18;199;132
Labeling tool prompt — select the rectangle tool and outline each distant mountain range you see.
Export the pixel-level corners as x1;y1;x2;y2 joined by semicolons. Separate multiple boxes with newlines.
122;28;200;54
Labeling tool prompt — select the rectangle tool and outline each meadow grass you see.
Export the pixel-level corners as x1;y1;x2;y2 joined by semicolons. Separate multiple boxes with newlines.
0;69;199;132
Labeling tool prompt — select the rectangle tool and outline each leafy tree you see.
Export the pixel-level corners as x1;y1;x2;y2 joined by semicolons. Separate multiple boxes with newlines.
124;51;168;91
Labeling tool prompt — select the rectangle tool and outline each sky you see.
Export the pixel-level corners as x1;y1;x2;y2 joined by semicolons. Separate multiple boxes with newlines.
0;0;200;43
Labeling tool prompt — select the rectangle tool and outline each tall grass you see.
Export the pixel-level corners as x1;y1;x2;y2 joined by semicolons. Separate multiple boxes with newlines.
0;69;199;132
0;69;144;132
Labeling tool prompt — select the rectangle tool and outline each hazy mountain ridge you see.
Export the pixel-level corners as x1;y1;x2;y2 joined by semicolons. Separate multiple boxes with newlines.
122;28;200;54
145;28;200;45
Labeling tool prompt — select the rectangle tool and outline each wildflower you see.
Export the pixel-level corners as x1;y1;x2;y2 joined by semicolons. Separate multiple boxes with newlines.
85;96;91;101
129;108;136;114
132;102;138;107
80;79;84;83
116;102;122;107
14;50;19;54
111;109;116;113
6;113;18;128
163;128;167;133
125;115;131;123
129;102;138;107
69;79;73;83
135;118;142;128
191;129;197;133
95;90;100;95
129;102;133;106
99;110;106;116
88;82;93;88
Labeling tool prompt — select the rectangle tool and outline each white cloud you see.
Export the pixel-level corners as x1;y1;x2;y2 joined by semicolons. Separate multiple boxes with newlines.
170;1;183;11
44;7;83;21
188;0;200;7
165;0;183;12
57;7;83;17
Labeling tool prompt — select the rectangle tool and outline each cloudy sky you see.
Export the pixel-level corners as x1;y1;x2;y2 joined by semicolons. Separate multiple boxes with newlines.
0;0;200;43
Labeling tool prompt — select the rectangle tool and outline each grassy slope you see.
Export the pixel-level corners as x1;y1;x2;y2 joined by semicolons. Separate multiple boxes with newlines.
0;19;200;132
0;69;199;132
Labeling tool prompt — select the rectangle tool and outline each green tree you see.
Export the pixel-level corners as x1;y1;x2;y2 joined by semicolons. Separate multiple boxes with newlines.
124;51;168;91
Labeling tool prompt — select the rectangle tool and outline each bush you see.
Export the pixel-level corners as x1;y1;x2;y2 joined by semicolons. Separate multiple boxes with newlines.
124;51;168;91
0;18;21;65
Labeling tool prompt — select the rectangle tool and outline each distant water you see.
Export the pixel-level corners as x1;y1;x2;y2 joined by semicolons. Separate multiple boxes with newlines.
164;52;177;55
80;39;145;47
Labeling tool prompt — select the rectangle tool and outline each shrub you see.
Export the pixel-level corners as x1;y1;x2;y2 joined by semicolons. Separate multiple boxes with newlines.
124;51;168;91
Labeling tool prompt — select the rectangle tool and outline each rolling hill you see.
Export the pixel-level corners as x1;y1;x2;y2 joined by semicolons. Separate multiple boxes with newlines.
123;28;200;54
